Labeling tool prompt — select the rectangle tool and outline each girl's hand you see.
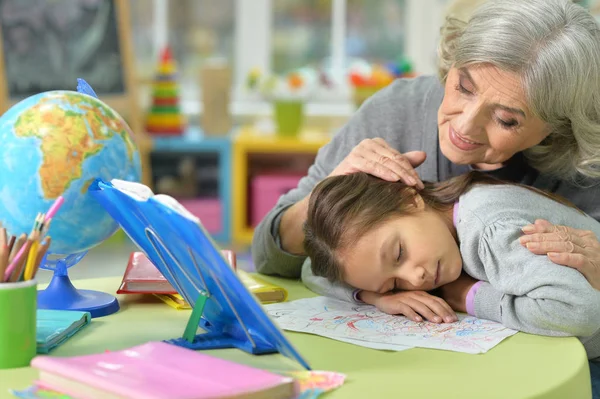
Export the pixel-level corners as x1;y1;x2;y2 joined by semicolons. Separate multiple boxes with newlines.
359;290;457;323
520;219;600;290
329;138;426;189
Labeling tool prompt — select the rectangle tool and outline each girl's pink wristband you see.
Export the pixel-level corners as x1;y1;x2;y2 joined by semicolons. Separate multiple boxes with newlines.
465;281;484;316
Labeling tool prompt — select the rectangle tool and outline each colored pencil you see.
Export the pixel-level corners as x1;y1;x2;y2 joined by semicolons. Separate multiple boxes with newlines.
31;236;51;280
9;240;31;282
45;196;64;222
0;228;7;278
2;198;62;282
23;240;39;281
9;234;27;264
6;235;15;256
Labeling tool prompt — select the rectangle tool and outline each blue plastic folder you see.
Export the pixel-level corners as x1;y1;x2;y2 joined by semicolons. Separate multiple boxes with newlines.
89;179;310;370
37;309;91;354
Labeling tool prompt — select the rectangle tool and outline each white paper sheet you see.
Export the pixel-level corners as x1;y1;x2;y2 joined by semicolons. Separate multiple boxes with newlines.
266;296;518;354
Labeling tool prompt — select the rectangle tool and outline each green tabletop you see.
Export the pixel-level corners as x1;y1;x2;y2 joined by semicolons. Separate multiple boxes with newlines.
0;276;591;399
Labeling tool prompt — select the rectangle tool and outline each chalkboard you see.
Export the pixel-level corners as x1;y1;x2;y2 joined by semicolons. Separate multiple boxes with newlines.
0;0;149;184
0;0;140;121
0;0;126;97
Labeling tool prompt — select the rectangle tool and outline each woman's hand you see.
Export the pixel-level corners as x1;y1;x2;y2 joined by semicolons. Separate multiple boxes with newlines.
359;290;457;323
437;272;479;313
520;219;600;290
329;138;426;189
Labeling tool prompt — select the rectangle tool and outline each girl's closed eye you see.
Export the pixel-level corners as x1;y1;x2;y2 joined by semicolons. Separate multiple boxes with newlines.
396;243;403;262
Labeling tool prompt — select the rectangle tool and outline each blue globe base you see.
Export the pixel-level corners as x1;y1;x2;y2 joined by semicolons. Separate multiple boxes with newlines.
37;274;120;318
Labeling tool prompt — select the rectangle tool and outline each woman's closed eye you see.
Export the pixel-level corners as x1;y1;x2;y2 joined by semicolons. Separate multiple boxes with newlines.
497;117;519;130
455;82;473;96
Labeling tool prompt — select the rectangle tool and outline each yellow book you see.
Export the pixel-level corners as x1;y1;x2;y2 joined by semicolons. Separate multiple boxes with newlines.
155;271;287;309
154;293;191;310
237;269;288;304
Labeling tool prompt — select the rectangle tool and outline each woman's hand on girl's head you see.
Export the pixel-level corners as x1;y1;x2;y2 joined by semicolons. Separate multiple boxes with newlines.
520;219;600;290
328;138;426;189
359;289;457;323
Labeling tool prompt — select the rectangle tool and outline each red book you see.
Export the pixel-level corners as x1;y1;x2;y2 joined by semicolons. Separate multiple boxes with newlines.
117;250;236;294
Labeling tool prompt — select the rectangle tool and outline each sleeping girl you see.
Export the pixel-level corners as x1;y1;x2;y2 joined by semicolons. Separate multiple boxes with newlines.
301;171;600;361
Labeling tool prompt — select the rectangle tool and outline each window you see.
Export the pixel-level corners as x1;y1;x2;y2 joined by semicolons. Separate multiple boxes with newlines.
129;0;234;110
346;0;406;64
129;0;156;82
587;0;600;20
132;0;446;117
272;0;331;74
168;0;235;97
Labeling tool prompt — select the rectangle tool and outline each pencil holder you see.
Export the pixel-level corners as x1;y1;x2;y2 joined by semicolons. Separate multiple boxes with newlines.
0;279;37;369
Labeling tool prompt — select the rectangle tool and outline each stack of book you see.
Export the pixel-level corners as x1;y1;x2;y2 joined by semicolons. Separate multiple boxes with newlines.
117;251;287;309
14;341;296;399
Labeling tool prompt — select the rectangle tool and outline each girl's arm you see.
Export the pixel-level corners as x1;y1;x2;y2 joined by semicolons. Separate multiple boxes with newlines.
470;218;600;337
301;261;359;303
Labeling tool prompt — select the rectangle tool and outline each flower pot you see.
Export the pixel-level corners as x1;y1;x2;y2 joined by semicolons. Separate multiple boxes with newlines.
274;100;304;138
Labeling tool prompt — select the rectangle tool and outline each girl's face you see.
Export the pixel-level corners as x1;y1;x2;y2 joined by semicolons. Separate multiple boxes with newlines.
338;202;463;294
438;64;551;168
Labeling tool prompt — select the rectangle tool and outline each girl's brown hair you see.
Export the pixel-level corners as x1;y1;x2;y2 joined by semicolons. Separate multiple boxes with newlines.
304;171;578;283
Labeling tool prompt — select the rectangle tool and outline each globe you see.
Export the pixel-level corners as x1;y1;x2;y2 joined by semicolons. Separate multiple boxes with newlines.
0;90;142;256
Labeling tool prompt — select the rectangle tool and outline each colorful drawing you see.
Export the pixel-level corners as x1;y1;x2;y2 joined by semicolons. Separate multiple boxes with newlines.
283;370;345;399
266;297;517;354
10;386;74;399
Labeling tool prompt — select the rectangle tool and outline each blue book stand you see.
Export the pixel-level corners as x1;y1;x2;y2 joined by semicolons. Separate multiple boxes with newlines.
89;179;310;370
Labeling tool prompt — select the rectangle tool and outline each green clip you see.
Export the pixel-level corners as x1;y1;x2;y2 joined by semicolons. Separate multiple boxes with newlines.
182;292;208;343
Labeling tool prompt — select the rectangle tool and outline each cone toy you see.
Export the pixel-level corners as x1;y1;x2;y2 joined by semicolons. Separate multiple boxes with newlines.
145;46;186;135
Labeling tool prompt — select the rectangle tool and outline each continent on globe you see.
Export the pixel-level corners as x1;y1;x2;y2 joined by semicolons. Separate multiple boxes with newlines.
13;92;137;199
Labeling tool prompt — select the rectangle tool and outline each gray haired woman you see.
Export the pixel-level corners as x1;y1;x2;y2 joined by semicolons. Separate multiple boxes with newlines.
252;0;600;394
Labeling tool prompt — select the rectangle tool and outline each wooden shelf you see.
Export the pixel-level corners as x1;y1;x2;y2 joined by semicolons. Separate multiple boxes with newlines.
232;126;330;244
148;127;232;243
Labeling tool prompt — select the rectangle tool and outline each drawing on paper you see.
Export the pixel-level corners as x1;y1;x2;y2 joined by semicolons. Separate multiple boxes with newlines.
266;296;517;354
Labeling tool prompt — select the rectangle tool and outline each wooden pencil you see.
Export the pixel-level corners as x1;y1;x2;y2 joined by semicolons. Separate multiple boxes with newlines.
9;240;31;283
0;229;7;282
6;235;15;256
0;245;7;283
31;236;51;280
23;240;39;281
9;234;27;264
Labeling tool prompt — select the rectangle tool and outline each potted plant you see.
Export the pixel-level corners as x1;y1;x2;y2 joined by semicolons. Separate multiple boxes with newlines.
247;69;316;138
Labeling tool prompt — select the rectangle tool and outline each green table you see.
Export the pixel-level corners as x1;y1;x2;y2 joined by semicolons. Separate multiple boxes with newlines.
0;276;591;399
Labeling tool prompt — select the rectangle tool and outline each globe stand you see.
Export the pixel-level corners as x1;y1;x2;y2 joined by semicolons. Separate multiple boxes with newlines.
37;252;120;318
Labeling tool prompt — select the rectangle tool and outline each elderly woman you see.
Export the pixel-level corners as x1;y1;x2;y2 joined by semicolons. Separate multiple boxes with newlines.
254;0;600;394
253;0;600;287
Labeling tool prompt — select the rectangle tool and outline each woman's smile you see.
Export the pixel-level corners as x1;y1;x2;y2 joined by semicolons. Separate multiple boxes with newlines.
449;125;484;151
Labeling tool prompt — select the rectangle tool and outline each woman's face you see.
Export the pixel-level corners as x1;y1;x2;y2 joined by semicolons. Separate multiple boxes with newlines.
438;64;551;167
338;203;463;294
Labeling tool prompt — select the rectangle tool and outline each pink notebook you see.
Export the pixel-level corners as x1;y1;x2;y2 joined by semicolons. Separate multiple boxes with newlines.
31;341;297;399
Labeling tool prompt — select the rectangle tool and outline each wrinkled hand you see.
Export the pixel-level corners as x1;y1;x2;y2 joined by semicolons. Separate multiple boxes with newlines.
329;138;426;189
520;219;600;290
359;290;457;323
438;272;478;313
